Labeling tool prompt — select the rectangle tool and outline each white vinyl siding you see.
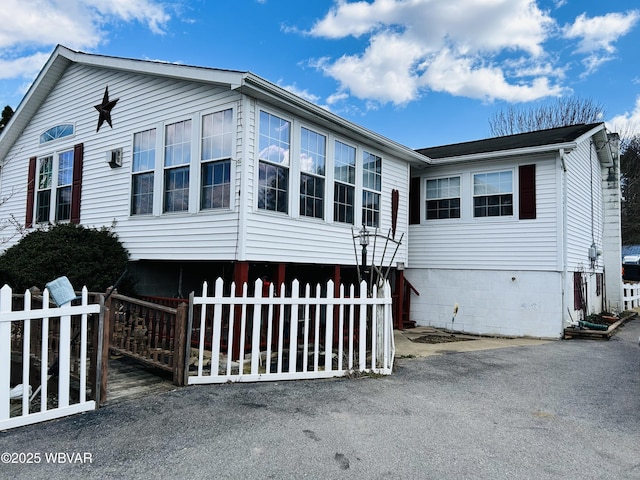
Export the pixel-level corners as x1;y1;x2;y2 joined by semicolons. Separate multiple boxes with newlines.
409;155;558;270
565;140;604;271
0;61;413;267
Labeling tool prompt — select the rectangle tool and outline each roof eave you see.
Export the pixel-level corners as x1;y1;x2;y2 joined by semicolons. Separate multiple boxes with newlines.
236;74;431;166
0;45;73;163
428;141;579;165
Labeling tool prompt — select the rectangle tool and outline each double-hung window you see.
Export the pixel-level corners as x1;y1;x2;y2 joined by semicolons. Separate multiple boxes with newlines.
35;156;53;223
473;170;513;217
299;127;326;219
35;150;74;223
362;151;381;227
201;109;233;210
258;111;290;213
426;176;460;219
334;141;356;224
55;150;74;221
164;119;191;213
131;128;156;215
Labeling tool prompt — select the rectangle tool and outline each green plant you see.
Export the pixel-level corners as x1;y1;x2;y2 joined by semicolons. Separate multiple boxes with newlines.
0;223;134;294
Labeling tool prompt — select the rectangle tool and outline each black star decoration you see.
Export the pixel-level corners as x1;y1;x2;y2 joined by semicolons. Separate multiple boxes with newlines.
94;86;119;132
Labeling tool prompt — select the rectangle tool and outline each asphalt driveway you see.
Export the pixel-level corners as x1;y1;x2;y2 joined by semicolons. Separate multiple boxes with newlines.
1;319;639;479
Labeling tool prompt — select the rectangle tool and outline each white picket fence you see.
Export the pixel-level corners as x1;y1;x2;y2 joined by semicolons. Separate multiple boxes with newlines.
623;281;640;310
188;278;395;385
0;285;101;431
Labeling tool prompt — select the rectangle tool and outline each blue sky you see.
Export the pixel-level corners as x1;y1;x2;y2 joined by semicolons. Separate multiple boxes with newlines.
1;0;639;148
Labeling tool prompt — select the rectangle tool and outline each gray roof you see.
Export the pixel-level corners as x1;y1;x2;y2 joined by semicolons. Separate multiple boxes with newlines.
416;123;605;159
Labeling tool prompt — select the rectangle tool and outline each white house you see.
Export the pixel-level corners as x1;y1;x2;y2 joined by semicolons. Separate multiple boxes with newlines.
0;45;428;300
0;46;623;339
406;123;622;338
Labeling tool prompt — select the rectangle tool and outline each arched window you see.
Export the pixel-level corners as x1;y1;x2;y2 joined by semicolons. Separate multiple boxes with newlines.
39;124;74;144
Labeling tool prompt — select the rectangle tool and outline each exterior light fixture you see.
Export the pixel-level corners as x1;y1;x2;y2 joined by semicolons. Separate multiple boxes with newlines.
359;224;369;285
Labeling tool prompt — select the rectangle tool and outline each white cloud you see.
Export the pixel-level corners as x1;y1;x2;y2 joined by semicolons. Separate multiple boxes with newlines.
0;53;51;81
608;96;640;138
422;49;566;102
278;82;321;104
308;1;639;106
563;11;639;54
0;0;171;51
563;11;639;76
309;0;561;104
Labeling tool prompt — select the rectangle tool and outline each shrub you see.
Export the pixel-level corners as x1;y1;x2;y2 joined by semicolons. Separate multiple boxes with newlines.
0;223;134;294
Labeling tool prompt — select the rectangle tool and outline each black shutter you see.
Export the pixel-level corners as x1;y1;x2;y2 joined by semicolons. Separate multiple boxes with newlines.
409;176;421;225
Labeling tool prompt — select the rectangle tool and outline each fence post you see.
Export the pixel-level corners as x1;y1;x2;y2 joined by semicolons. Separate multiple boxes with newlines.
99;288;114;406
0;285;12;420
91;293;105;407
173;301;188;386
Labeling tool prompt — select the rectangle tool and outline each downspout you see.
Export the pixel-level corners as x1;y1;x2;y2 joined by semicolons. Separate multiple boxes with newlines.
560;148;569;329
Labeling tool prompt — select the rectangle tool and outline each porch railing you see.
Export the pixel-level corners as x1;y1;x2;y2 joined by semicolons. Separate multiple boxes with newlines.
105;293;188;388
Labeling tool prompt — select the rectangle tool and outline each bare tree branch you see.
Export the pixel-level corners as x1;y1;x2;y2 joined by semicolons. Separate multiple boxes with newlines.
488;96;605;136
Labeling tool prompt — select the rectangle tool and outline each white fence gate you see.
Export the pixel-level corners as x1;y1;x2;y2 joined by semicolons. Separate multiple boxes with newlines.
188;278;395;385
0;285;101;431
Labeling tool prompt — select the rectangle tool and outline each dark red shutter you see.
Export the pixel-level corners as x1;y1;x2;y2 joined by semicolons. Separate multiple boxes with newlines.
71;143;83;224
519;164;536;220
409;176;421;225
25;156;37;228
391;189;399;238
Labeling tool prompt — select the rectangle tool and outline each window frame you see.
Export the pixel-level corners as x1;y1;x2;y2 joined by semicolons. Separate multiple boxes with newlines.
131;128;157;216
39;124;75;144
472;169;514;218
163;118;193;213
333;139;357;225
362;150;382;227
200;108;234;211
257;109;291;214
32;147;77;224
425;175;461;220
299;126;326;220
35;155;53;224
